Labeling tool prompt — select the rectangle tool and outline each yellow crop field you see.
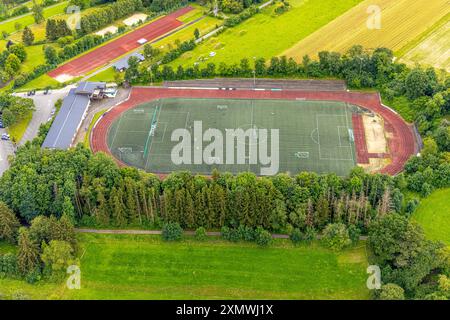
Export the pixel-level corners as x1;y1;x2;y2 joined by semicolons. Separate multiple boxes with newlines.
283;0;450;60
400;18;450;72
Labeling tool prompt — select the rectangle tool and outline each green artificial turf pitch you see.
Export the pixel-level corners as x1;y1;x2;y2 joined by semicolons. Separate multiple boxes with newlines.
107;98;359;176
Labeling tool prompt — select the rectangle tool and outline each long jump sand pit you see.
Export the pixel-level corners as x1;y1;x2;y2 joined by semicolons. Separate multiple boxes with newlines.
95;26;119;37
362;114;387;154
123;13;148;26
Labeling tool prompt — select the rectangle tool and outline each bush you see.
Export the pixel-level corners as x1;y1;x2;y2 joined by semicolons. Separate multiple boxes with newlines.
421;182;433;197
24;267;41;284
195;227;207;241
237;225;255;242
321;223;351;251
41;240;74;275
0;253;19;279
378;283;405;300
224;7;259;27
405;198;420;214
221;226;241;242
161;222;183;241
290;228;302;245
255;227;272;247
303;227;317;243
348;225;361;244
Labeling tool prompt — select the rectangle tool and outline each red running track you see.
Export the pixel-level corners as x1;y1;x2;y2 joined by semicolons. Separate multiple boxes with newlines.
352;114;369;164
91;87;417;176
48;7;193;79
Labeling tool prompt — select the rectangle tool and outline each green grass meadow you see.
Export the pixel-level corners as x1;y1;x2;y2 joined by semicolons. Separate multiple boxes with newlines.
0;1;69;35
169;0;363;68
0;234;369;299
7;110;32;142
412;188;450;246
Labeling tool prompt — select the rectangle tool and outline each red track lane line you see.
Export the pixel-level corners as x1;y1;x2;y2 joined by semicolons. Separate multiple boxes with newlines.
91;87;417;176
48;7;194;78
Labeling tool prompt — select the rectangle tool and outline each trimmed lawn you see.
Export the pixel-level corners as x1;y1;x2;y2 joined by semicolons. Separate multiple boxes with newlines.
155;16;220;52
412;188;450;246
169;0;363;68
0;234;369;300
8;3;131;43
9;21;47;42
22;44;47;72
84;109;108;147
16;74;60;91
177;3;206;23
89;67;116;82
0;1;69;35
7;111;32;143
87;67;118;82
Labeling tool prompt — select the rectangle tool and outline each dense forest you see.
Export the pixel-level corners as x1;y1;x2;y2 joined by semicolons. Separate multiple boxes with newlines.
0;131;448;234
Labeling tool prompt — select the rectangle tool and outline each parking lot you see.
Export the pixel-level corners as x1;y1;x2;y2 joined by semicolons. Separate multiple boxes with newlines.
13;86;74;146
0;86;74;176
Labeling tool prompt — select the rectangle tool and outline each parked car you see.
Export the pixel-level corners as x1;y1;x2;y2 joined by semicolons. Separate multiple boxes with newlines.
1;133;10;141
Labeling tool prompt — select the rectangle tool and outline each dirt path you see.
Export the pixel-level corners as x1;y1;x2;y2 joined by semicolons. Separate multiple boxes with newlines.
76;228;289;238
76;228;368;240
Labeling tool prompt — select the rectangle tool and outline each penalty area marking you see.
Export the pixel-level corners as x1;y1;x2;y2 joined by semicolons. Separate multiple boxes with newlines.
316;114;354;161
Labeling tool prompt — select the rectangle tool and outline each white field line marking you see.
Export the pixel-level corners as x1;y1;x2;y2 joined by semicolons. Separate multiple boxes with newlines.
110;113;125;151
144;102;163;170
344;103;356;163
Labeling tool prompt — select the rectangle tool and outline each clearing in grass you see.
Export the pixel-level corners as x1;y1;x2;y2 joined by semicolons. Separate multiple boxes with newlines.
283;0;450;60
0;234;369;299
412;188;450;246
107;97;359;176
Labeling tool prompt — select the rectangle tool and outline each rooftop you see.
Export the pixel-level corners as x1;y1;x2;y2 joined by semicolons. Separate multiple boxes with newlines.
42;81;107;149
113;52;145;71
75;82;107;95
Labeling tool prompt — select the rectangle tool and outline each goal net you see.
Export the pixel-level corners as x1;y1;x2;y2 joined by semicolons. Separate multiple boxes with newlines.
348;129;354;142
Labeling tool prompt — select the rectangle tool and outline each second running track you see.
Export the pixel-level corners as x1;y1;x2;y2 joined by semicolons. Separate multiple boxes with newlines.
48;6;194;79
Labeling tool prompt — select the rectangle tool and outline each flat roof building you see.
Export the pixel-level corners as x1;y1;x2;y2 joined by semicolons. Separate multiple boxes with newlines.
42;82;106;149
